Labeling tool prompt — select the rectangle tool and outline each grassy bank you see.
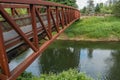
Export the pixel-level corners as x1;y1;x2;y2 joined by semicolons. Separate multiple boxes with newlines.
17;69;93;80
63;16;120;41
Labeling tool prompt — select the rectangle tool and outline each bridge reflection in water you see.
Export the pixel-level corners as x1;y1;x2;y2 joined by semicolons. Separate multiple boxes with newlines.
10;40;120;80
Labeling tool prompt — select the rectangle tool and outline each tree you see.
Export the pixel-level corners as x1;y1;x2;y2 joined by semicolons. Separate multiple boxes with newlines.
95;4;100;13
113;0;120;17
99;1;113;14
99;3;104;8
87;0;94;14
46;0;78;8
81;7;87;13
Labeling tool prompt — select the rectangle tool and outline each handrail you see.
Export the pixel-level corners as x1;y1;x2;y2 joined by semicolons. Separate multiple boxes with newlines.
0;0;78;10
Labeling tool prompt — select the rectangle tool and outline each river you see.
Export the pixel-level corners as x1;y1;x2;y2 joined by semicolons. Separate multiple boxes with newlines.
9;40;120;80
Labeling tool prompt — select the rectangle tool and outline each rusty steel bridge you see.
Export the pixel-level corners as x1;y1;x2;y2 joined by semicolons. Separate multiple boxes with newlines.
0;0;80;80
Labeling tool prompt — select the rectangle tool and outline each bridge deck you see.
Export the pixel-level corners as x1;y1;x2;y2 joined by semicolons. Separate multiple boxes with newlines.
0;0;80;80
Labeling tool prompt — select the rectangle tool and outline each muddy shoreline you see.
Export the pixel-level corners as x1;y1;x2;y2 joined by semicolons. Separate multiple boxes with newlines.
57;34;120;42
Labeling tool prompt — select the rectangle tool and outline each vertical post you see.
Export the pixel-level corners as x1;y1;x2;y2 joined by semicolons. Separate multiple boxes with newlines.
68;9;70;23
58;10;62;27
73;10;75;20
0;24;10;77
66;8;69;24
11;8;18;16
64;8;67;25
70;9;72;21
11;8;15;16
56;7;60;32
47;6;52;38
74;10;76;19
30;4;39;49
27;8;30;15
61;7;64;28
72;9;73;20
70;9;72;22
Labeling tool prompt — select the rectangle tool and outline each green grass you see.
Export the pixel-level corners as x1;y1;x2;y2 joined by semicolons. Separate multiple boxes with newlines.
65;16;120;39
17;69;93;80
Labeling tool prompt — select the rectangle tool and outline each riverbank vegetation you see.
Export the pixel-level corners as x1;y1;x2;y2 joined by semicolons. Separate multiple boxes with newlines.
63;16;120;41
17;69;93;80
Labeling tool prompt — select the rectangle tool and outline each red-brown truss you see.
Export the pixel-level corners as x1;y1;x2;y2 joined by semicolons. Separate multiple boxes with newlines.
0;0;80;80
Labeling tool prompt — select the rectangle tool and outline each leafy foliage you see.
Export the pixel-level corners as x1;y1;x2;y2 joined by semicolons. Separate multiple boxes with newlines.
100;5;112;14
17;69;93;80
17;71;33;80
80;1;115;14
81;7;87;14
46;0;78;8
95;4;100;13
113;0;120;17
39;69;92;80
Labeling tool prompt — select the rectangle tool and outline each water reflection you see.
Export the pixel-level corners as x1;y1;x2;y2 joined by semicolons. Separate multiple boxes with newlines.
105;50;120;80
40;47;80;73
10;40;120;80
87;48;93;59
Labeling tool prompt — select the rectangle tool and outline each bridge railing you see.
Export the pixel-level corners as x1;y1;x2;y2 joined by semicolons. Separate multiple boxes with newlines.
0;0;80;80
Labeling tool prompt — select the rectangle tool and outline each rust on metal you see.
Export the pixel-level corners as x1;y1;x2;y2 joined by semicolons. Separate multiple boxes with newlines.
47;6;52;38
61;7;65;28
36;9;51;39
55;7;60;32
0;0;80;80
0;23;10;77
30;4;39;48
0;4;38;52
50;10;59;33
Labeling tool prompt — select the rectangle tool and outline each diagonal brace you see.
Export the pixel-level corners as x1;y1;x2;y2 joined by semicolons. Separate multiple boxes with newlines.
0;4;38;52
36;9;52;39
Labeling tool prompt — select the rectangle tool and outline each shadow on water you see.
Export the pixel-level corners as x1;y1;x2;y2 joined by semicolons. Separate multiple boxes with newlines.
10;40;120;80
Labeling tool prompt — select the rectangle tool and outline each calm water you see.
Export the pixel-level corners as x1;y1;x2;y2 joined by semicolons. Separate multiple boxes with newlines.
9;40;120;80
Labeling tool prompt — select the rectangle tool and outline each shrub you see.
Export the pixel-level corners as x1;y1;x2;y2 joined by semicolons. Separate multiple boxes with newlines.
39;69;93;80
17;69;93;80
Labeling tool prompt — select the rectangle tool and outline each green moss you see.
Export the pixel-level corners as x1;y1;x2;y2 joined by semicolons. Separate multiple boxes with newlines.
65;16;120;39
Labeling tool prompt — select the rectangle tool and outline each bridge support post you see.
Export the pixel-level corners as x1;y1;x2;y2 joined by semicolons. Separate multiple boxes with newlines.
30;4;39;48
66;8;69;24
56;7;60;32
11;8;19;16
68;9;70;23
11;8;15;16
63;8;67;25
61;7;65;28
0;24;10;79
27;8;30;15
47;6;52;38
